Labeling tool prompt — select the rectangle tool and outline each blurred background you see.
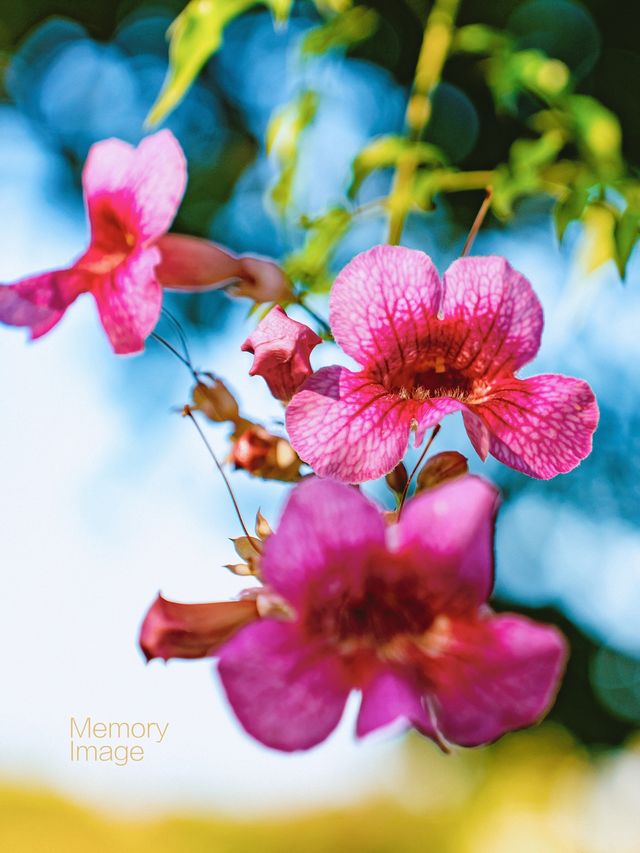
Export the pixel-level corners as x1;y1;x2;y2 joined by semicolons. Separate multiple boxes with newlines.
1;0;640;850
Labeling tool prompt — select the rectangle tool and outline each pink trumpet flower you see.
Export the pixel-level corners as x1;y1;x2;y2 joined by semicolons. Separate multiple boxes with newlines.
140;476;567;753
0;131;290;354
286;246;599;482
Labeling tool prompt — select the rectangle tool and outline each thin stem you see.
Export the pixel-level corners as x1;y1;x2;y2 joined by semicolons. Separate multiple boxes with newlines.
161;307;193;367
183;407;258;548
151;332;199;383
387;0;462;244
295;297;332;337
461;186;494;257
397;424;441;518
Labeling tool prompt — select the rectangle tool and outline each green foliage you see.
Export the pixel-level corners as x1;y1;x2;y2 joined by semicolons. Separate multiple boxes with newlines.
147;0;294;126
267;91;319;215
301;6;378;56
349;135;446;199
284;207;351;292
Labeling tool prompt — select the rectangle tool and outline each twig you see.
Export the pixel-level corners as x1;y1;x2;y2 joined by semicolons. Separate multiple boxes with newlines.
461;186;494;257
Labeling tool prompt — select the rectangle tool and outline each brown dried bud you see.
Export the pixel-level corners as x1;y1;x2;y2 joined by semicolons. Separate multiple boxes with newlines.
255;510;273;541
192;377;240;424
385;462;409;495
416;451;469;493
231;425;302;482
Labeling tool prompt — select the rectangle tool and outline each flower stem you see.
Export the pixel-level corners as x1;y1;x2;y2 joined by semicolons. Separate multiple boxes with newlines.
294;296;332;337
387;0;462;245
183;406;258;548
398;423;442;518
461;186;494;256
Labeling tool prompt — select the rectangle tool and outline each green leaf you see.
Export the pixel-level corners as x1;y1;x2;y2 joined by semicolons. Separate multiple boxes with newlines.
568;96;623;179
267;91;319;215
301;6;378;56
553;183;590;242
147;0;295;126
349;135;446;199
615;207;640;279
312;0;353;12
284;206;351;291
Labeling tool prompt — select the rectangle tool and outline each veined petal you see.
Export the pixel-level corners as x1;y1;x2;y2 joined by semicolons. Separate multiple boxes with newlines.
395;476;499;615
356;668;435;739
329;246;442;375
218;620;350;752
286;365;414;483
261;476;386;608
470;374;599;478
0;268;90;339
441;256;543;379
139;594;258;661
83;130;187;245
414;396;465;445
92;247;162;354
427;614;567;747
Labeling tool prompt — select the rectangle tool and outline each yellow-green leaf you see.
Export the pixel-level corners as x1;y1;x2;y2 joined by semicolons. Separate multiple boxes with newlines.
267;91;319;214
302;6;378;56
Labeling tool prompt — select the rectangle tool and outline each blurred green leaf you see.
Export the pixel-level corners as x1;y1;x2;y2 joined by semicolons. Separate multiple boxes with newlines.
452;24;509;54
267;91;319;215
349;135;446;199
615;204;640;279
553;182;590;242
312;0;353;12
302;6;378;56
568;96;623;179
148;0;295;126
284;206;351;291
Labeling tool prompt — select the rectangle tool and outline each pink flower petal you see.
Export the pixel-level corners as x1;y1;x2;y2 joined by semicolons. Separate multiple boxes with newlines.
461;409;491;460
139;594;258;661
155;234;244;288
395;476;499;615
329;245;442;374
261;476;386;608
286;366;415;483
428;614;567;747
242;305;322;401
470;374;599;478
414;396;465;445
92;247;162;354
218;620;350;751
83;130;187;245
441;256;543;379
0;268;90;339
356;668;435;739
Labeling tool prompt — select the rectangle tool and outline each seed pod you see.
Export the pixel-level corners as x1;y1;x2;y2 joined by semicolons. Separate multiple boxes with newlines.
416;451;469;492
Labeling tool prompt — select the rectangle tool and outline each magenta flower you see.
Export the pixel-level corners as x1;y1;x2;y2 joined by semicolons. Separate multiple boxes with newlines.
242;305;322;402
286;246;598;482
0;130;190;353
142;476;566;752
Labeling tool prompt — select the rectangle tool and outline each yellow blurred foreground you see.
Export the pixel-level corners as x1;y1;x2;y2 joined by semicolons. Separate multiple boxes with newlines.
2;726;639;853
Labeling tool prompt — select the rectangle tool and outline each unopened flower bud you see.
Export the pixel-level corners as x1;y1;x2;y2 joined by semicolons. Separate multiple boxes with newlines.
231;425;302;482
416;451;469;493
242;305;321;402
230;256;295;304
385;462;408;495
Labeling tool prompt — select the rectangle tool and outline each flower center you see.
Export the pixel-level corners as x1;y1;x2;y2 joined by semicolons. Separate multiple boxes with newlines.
305;571;434;652
384;355;476;402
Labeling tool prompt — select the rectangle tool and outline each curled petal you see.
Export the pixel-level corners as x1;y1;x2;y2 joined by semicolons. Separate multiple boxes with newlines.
470;374;599;478
242;306;321;401
427;614;567;747
92;247;162;354
0;268;90;339
329;245;442;375
441;256;543;379
356;669;435;739
261;476;386;608
140;594;258;661
83;130;187;244
286;366;415;483
395;476;499;615
218;620;350;751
